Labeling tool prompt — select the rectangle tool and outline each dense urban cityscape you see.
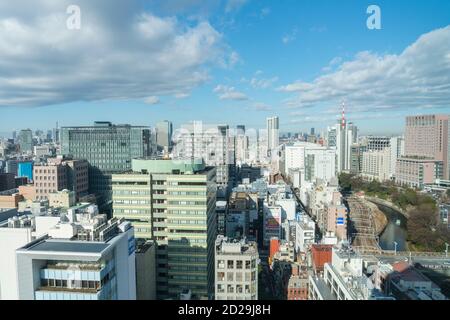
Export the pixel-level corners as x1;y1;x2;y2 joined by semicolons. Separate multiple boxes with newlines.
0;0;449;306
1;111;450;301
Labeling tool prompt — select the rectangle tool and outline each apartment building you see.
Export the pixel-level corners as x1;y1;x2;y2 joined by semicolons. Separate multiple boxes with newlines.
215;236;259;300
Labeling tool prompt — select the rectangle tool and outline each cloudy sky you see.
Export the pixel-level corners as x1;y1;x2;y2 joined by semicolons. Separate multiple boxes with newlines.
0;0;449;135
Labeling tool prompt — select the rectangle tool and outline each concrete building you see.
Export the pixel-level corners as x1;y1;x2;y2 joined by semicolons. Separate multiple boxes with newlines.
285;142;336;183
48;190;76;208
401;114;449;180
389;136;405;178
310;244;333;275
267;117;280;156
0;215;34;300
287;265;309;300
350;144;368;174
18;130;33;155
295;215;315;253
33;163;68;200
0;189;23;209
263;204;282;246
309;245;380;300
332;105;358;173
15;217;136;300
61;122;152;210
112;158;217;299
34;145;52;158
135;240;156;300
0;173;15;192
172;122;235;198
361;148;392;182
396;158;444;188
365;136;391;151
215;236;258;300
156;120;173;152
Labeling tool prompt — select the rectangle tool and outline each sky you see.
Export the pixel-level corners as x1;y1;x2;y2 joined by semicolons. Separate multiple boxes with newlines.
0;0;449;136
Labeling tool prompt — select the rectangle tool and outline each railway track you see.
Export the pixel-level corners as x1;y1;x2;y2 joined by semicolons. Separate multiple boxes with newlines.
347;196;382;254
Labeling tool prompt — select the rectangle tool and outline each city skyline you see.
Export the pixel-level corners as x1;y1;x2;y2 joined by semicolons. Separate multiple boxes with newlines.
0;0;449;135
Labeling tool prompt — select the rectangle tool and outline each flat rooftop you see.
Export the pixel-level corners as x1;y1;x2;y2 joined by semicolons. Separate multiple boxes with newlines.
24;240;109;254
311;277;336;300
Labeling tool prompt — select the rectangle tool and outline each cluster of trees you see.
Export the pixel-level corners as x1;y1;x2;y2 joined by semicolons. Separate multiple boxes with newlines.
408;202;450;251
339;173;450;252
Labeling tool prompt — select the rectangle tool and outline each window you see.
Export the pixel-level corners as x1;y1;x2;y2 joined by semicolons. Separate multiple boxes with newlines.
245;260;251;269
236;261;243;269
227;272;234;281
227;260;234;269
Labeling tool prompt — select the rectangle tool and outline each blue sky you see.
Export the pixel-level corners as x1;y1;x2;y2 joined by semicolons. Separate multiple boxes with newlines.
0;0;449;136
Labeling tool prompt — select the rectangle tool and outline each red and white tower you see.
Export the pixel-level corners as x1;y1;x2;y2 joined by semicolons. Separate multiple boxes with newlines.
341;101;346;129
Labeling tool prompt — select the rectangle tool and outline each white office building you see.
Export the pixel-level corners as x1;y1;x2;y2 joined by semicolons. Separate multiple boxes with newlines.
267;117;280;156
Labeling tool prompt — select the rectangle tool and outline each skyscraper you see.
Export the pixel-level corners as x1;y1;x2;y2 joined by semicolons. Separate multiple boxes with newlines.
60;122;152;210
404;114;448;178
396;114;449;187
156;120;173;152
112;158;217;299
335;103;358;173
267;117;280;156
173;122;235;197
18;129;33;154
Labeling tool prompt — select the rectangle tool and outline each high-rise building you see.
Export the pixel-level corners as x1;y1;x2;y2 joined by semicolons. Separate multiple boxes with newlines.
365;136;391;151
389;136;404;179
267;117;280;156
214;236;258;300
335;115;358;173
404;114;449;178
350;144;368;174
173;122;235;198
18;129;33;154
361;148;392;182
60;122;152;210
284;142;336;183
156;120;173;152
112;158;217;299
396;115;449;186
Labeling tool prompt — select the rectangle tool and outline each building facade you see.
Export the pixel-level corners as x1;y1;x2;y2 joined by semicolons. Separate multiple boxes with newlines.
61;122;152;209
215;236;258;300
112;158;217;299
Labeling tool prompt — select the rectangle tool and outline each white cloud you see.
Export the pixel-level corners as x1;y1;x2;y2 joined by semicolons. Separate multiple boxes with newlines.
225;0;249;13
250;76;278;89
0;0;232;107
279;26;450;111
282;27;298;44
174;93;190;99
241;71;278;89
144;96;160;105
251;102;271;111
214;85;248;101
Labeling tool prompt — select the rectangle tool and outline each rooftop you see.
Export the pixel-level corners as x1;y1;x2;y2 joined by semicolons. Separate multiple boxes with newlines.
23;239;109;254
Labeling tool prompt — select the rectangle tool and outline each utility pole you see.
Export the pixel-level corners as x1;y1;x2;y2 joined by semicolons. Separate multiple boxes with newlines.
393;241;398;256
